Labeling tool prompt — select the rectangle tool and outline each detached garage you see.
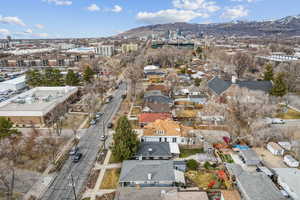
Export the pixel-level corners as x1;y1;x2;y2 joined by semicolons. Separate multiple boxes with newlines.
267;142;284;156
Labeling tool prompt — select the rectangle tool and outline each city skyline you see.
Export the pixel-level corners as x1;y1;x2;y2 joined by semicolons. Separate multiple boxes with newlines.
1;0;300;39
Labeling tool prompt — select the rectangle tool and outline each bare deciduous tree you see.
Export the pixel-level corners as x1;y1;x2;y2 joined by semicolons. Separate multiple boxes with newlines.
225;87;276;145
231;52;253;78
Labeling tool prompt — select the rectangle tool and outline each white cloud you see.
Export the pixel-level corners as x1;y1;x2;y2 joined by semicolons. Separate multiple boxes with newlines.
44;0;72;6
112;5;123;13
137;9;208;24
0;16;26;26
0;29;10;35
221;5;249;19
25;29;33;34
35;24;45;29
172;0;220;12
87;4;100;12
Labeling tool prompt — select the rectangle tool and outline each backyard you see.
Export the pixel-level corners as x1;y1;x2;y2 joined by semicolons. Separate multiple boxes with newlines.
180;147;204;158
100;169;121;189
185;170;227;190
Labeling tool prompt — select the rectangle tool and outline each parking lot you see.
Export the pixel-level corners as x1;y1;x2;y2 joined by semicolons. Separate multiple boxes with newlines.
253;147;287;168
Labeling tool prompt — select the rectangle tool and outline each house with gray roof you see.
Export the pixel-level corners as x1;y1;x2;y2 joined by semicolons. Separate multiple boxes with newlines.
133;142;180;160
273;168;300;200
225;163;286;200
208;76;273;96
208;76;232;95
239;149;261;166
237;171;286;200
144;91;173;105
119;160;185;187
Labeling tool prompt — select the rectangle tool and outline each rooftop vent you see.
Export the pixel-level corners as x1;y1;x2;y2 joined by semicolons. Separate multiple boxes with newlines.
148;173;152;180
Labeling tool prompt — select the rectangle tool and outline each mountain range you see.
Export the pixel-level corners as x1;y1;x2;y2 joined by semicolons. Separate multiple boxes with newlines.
119;15;300;38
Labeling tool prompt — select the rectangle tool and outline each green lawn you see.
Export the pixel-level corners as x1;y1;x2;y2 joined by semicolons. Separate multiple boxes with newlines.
109;154;121;164
277;108;300;119
180;148;204;158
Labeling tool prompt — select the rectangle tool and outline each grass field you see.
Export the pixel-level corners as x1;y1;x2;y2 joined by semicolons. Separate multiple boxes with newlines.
100;169;121;189
179;148;204;158
277;108;300;119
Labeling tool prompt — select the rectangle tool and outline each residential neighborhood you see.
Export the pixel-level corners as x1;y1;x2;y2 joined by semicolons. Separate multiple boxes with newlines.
1;1;300;200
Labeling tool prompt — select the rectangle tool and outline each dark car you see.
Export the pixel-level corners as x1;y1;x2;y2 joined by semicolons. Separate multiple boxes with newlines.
73;153;82;163
107;123;113;129
69;146;79;156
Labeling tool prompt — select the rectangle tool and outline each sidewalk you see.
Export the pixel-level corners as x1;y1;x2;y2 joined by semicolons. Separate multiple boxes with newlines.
82;150;122;200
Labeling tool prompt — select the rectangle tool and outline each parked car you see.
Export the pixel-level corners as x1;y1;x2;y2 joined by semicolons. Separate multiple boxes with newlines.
69;146;79;156
90;120;96;125
265;118;285;124
271;118;285;124
73;153;82;163
100;135;107;141
96;112;104;119
106;95;113;103
107;123;113;129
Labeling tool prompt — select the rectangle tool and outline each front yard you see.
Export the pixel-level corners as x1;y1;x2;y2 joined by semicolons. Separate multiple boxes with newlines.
100;169;121;189
277;108;300;119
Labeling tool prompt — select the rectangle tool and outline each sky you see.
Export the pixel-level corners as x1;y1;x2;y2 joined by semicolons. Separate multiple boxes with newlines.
0;0;300;39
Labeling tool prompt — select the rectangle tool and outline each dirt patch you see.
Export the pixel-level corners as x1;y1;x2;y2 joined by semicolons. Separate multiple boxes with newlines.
62;113;88;129
253;147;287;168
86;169;100;189
96;192;115;200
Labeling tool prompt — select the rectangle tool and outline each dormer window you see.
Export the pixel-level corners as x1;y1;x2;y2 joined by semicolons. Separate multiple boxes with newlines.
156;130;165;135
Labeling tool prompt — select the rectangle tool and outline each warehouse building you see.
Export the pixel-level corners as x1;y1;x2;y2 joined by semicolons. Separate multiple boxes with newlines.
0;86;78;127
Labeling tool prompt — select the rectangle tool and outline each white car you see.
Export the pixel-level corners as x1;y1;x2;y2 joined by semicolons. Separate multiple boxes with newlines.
272;118;285;124
266;118;285;124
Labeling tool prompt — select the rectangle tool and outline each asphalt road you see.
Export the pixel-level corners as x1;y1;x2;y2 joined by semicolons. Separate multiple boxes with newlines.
41;82;127;200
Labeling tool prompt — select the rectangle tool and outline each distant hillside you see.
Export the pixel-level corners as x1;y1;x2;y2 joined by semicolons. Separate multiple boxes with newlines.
119;15;300;38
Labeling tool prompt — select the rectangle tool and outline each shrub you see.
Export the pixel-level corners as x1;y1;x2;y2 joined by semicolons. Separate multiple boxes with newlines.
187;159;199;170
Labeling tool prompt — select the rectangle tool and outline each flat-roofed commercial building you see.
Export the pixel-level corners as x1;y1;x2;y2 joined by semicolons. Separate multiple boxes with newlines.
0;86;78;127
95;45;115;57
0;75;26;92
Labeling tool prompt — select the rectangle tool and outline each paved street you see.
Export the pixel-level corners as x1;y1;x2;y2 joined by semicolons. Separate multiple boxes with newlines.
41;82;127;200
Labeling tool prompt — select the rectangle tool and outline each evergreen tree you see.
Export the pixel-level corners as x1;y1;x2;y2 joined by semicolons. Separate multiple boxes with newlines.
65;69;80;86
270;73;287;97
26;69;42;87
194;78;202;87
43;68;64;86
0;117;20;139
83;66;95;83
112;116;139;161
263;63;274;81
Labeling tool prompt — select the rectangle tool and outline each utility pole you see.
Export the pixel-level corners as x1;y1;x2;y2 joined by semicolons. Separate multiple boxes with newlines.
70;174;77;200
